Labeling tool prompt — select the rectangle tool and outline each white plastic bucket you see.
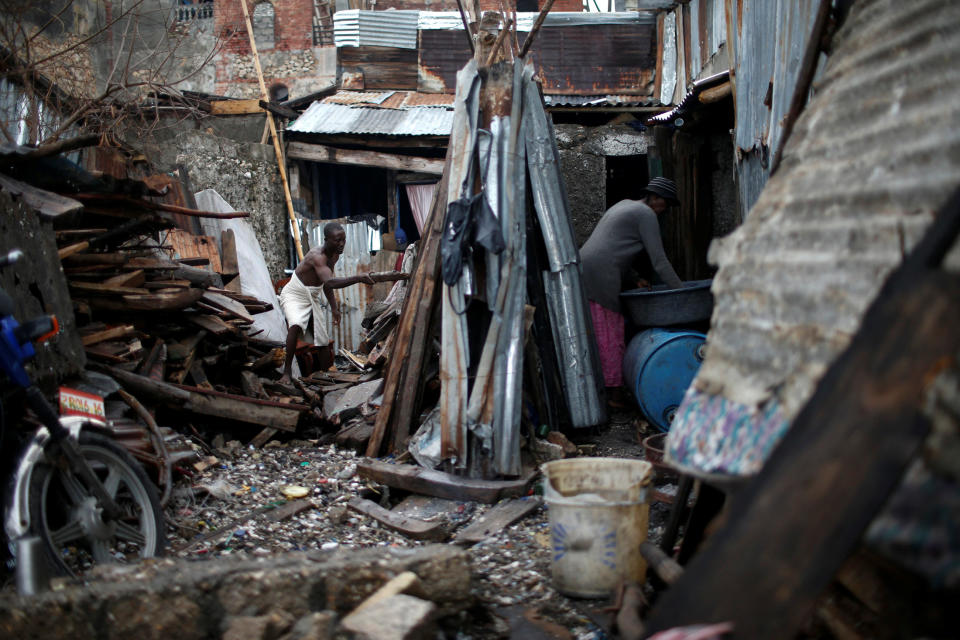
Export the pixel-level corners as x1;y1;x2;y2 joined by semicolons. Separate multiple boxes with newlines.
542;457;652;598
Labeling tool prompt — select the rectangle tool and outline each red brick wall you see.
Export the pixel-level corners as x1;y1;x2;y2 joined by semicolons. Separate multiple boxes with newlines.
215;0;313;54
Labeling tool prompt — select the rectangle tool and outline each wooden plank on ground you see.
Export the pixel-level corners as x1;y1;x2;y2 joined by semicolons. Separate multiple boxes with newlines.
347;497;447;541
453;497;542;545
642;187;960;638
357;460;535;504
288;141;444;175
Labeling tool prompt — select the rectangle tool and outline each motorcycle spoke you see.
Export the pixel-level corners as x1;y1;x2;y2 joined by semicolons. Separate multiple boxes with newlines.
114;520;146;546
102;468;122;497
49;518;86;547
58;470;88;506
91;539;113;564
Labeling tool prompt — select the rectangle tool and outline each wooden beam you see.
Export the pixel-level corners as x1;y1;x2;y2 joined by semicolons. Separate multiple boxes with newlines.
347;497;447;541
209;98;263;115
80;324;136;347
357;461;535;504
452;497;542;545
287;142;444;175
259;99;300;120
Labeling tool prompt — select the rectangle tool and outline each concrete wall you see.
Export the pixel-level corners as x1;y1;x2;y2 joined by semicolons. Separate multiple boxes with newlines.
554;122;654;247
0;191;85;387
171;131;291;280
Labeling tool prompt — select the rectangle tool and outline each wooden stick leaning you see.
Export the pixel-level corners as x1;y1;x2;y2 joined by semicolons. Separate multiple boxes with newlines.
238;0;305;261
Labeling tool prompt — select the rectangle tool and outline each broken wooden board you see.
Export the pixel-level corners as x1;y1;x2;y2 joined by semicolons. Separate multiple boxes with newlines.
131;288;206;310
201;290;254;323
266;498;316;523
165;229;222;273
347;497;447;541
0;172;83;219
69;281;149;296
102;366;304;432
80;324;136;346
453;497;542;545
357;461;536;504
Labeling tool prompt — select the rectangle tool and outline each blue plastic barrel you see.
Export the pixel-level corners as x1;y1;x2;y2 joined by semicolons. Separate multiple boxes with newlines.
623;328;706;432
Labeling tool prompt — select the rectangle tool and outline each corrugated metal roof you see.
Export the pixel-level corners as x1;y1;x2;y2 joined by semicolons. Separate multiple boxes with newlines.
419;21;657;96
729;0;822;218
666;0;960;477
334;9;420;49
418;10;655;31
288;100;454;136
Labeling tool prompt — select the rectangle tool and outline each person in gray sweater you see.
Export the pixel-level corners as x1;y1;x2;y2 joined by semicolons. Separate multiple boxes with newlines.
580;177;683;401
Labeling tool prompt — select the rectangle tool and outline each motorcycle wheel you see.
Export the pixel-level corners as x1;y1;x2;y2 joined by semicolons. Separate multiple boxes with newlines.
27;431;165;576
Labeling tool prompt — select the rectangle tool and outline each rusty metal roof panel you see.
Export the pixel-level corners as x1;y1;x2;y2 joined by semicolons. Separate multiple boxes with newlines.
419;14;658;96
288;101;454;136
334;10;420;49
665;0;960;478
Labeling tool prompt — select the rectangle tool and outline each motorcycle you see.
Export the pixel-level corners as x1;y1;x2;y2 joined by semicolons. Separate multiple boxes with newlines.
0;249;165;591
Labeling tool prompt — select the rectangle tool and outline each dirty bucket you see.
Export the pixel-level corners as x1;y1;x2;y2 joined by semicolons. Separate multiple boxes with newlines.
541;457;652;598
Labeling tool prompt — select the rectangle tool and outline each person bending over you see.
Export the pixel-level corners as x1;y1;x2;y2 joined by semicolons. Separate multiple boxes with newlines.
580;177;683;405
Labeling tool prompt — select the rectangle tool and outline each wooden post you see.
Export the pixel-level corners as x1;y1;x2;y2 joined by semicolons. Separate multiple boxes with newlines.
238;0;305;261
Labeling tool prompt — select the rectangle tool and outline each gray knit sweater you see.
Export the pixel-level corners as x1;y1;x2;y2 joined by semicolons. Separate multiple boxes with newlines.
579;199;682;312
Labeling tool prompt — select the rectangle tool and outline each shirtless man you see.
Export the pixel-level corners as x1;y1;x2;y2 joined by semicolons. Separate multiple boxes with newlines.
278;222;398;383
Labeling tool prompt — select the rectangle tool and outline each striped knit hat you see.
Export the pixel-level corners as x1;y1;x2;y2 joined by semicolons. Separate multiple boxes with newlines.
643;177;680;205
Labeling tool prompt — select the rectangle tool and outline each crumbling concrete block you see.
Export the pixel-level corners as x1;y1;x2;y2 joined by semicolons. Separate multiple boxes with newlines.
341;594;437;640
222;609;295;640
0;546;471;640
279;611;334;640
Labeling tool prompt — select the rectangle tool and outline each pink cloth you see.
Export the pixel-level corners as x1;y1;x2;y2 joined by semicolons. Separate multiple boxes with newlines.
590;301;625;387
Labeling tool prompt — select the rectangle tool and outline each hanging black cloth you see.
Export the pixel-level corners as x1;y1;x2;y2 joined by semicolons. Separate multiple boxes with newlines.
441;129;505;287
